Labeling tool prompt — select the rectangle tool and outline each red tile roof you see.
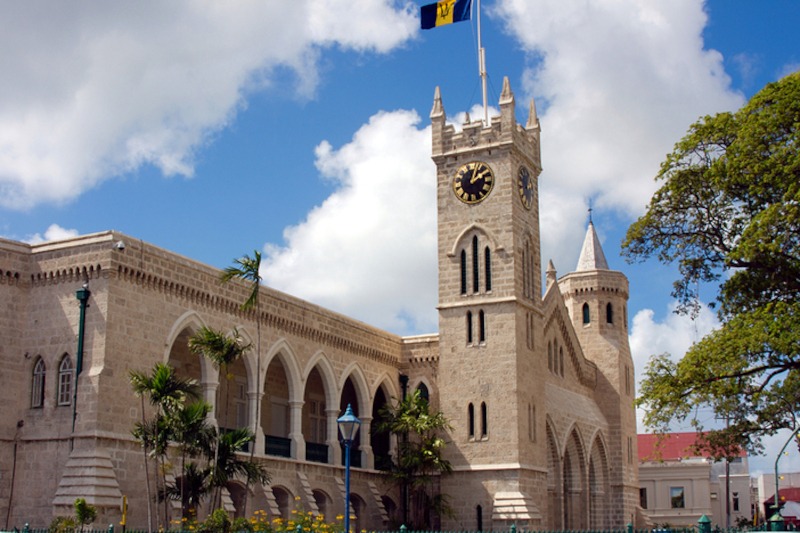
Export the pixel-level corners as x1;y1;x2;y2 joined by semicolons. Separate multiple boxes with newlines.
638;432;747;462
765;487;800;505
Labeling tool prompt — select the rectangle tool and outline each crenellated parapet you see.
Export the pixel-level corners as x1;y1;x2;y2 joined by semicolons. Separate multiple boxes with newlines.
430;76;541;171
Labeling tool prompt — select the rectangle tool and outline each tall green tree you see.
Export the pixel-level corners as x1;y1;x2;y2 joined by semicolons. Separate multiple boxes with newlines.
622;71;800;454
167;400;215;518
130;363;200;529
376;389;453;528
188;326;250;430
220;250;263;515
208;427;270;510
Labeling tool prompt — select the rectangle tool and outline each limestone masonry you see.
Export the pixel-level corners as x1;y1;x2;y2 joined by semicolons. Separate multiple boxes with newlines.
0;78;639;530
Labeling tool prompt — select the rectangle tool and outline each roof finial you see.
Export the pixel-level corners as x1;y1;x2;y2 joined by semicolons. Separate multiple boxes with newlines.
588;199;593;224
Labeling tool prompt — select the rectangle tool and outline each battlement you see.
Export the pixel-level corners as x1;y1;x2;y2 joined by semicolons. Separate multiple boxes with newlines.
430;77;541;167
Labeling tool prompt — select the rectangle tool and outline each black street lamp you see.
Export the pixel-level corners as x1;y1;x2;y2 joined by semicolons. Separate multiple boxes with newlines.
71;282;91;443
337;404;361;533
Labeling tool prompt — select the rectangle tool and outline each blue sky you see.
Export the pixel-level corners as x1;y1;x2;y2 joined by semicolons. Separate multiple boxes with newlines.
1;1;798;474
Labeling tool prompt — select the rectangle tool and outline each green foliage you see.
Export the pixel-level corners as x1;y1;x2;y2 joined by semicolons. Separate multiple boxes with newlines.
73;498;97;531
176;503;344;533
220;250;262;312
623;71;800;452
48;515;77;533
376;389;453;528
188;327;251;372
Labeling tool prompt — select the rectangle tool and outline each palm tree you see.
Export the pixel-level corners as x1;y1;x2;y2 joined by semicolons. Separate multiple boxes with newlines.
208;427;270;510
162;461;211;521
376;389;453;529
168;400;215;517
188;326;250;431
220;250;263;514
130;363;200;530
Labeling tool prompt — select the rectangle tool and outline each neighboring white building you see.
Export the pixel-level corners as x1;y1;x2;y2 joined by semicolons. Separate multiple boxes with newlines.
755;472;800;522
638;433;751;528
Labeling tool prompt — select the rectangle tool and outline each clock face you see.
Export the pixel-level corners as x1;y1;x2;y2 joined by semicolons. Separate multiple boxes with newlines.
517;165;533;209
453;161;494;204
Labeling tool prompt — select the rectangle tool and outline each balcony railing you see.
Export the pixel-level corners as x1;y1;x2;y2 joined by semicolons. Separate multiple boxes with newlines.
306;442;329;464
265;434;291;458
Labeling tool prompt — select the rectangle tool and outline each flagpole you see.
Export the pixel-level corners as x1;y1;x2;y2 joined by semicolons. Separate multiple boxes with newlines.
476;0;488;125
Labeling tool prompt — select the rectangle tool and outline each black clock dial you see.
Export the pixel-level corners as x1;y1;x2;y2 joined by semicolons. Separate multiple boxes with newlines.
517;165;533;209
453;161;494;204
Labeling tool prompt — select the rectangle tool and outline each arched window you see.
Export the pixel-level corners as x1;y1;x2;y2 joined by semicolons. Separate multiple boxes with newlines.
472;236;479;293
468;403;475;439
476;505;483;531
57;354;73;406
484;246;492;292
466;311;473;345
460;250;467;295
582;302;591;324
31;358;45;408
523;242;530;299
417;383;429;403
606;302;614;324
478;310;486;343
480;402;488;437
548;341;553;372
559;347;565;377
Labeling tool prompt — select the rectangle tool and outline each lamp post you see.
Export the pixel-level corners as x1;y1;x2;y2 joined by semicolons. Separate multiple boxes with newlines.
71;282;91;446
338;404;361;533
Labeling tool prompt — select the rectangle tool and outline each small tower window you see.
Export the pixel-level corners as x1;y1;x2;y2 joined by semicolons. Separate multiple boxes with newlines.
480;402;488;437
57;354;73;406
476;505;483;532
478;310;486;343
606;302;614;324
466;311;473;345
472;236;479;293
582;302;590;324
468;403;475;439
460;250;467;295
417;383;430;403
484;246;492;292
548;341;553;372
31;357;45;408
559;347;564;377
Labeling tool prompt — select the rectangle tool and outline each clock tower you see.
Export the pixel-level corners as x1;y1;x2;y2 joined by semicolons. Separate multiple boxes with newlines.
432;77;547;528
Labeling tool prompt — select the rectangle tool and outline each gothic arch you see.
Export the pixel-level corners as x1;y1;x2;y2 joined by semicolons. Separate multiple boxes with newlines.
302;351;338;408
370;372;399;404
562;425;588;529
588;432;611;529
163;312;216;388
545;417;563;529
338;362;370;412
263;338;303;402
446;222;504;257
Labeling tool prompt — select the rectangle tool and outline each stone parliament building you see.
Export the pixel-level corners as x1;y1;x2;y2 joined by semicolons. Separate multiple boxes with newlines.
0;78;640;530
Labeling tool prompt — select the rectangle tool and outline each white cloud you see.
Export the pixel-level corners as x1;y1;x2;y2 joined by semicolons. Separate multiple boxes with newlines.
0;1;417;209
263;109;437;335
25;223;80;245
494;0;746;250
629;301;720;431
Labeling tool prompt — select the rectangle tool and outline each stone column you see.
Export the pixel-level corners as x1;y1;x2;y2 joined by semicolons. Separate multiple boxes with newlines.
358;415;373;470
289;399;305;460
248;388;265;455
327;408;342;465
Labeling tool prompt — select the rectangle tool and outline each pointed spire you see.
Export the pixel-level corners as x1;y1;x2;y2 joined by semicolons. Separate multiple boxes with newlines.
576;221;609;271
499;76;514;105
430;86;444;119
546;259;557;288
526;98;540;131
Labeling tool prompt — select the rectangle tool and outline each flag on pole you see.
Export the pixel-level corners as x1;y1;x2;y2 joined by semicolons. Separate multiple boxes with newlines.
420;0;472;29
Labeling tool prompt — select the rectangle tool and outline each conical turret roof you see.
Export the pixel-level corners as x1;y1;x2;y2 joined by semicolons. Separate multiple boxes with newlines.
576;221;609;271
